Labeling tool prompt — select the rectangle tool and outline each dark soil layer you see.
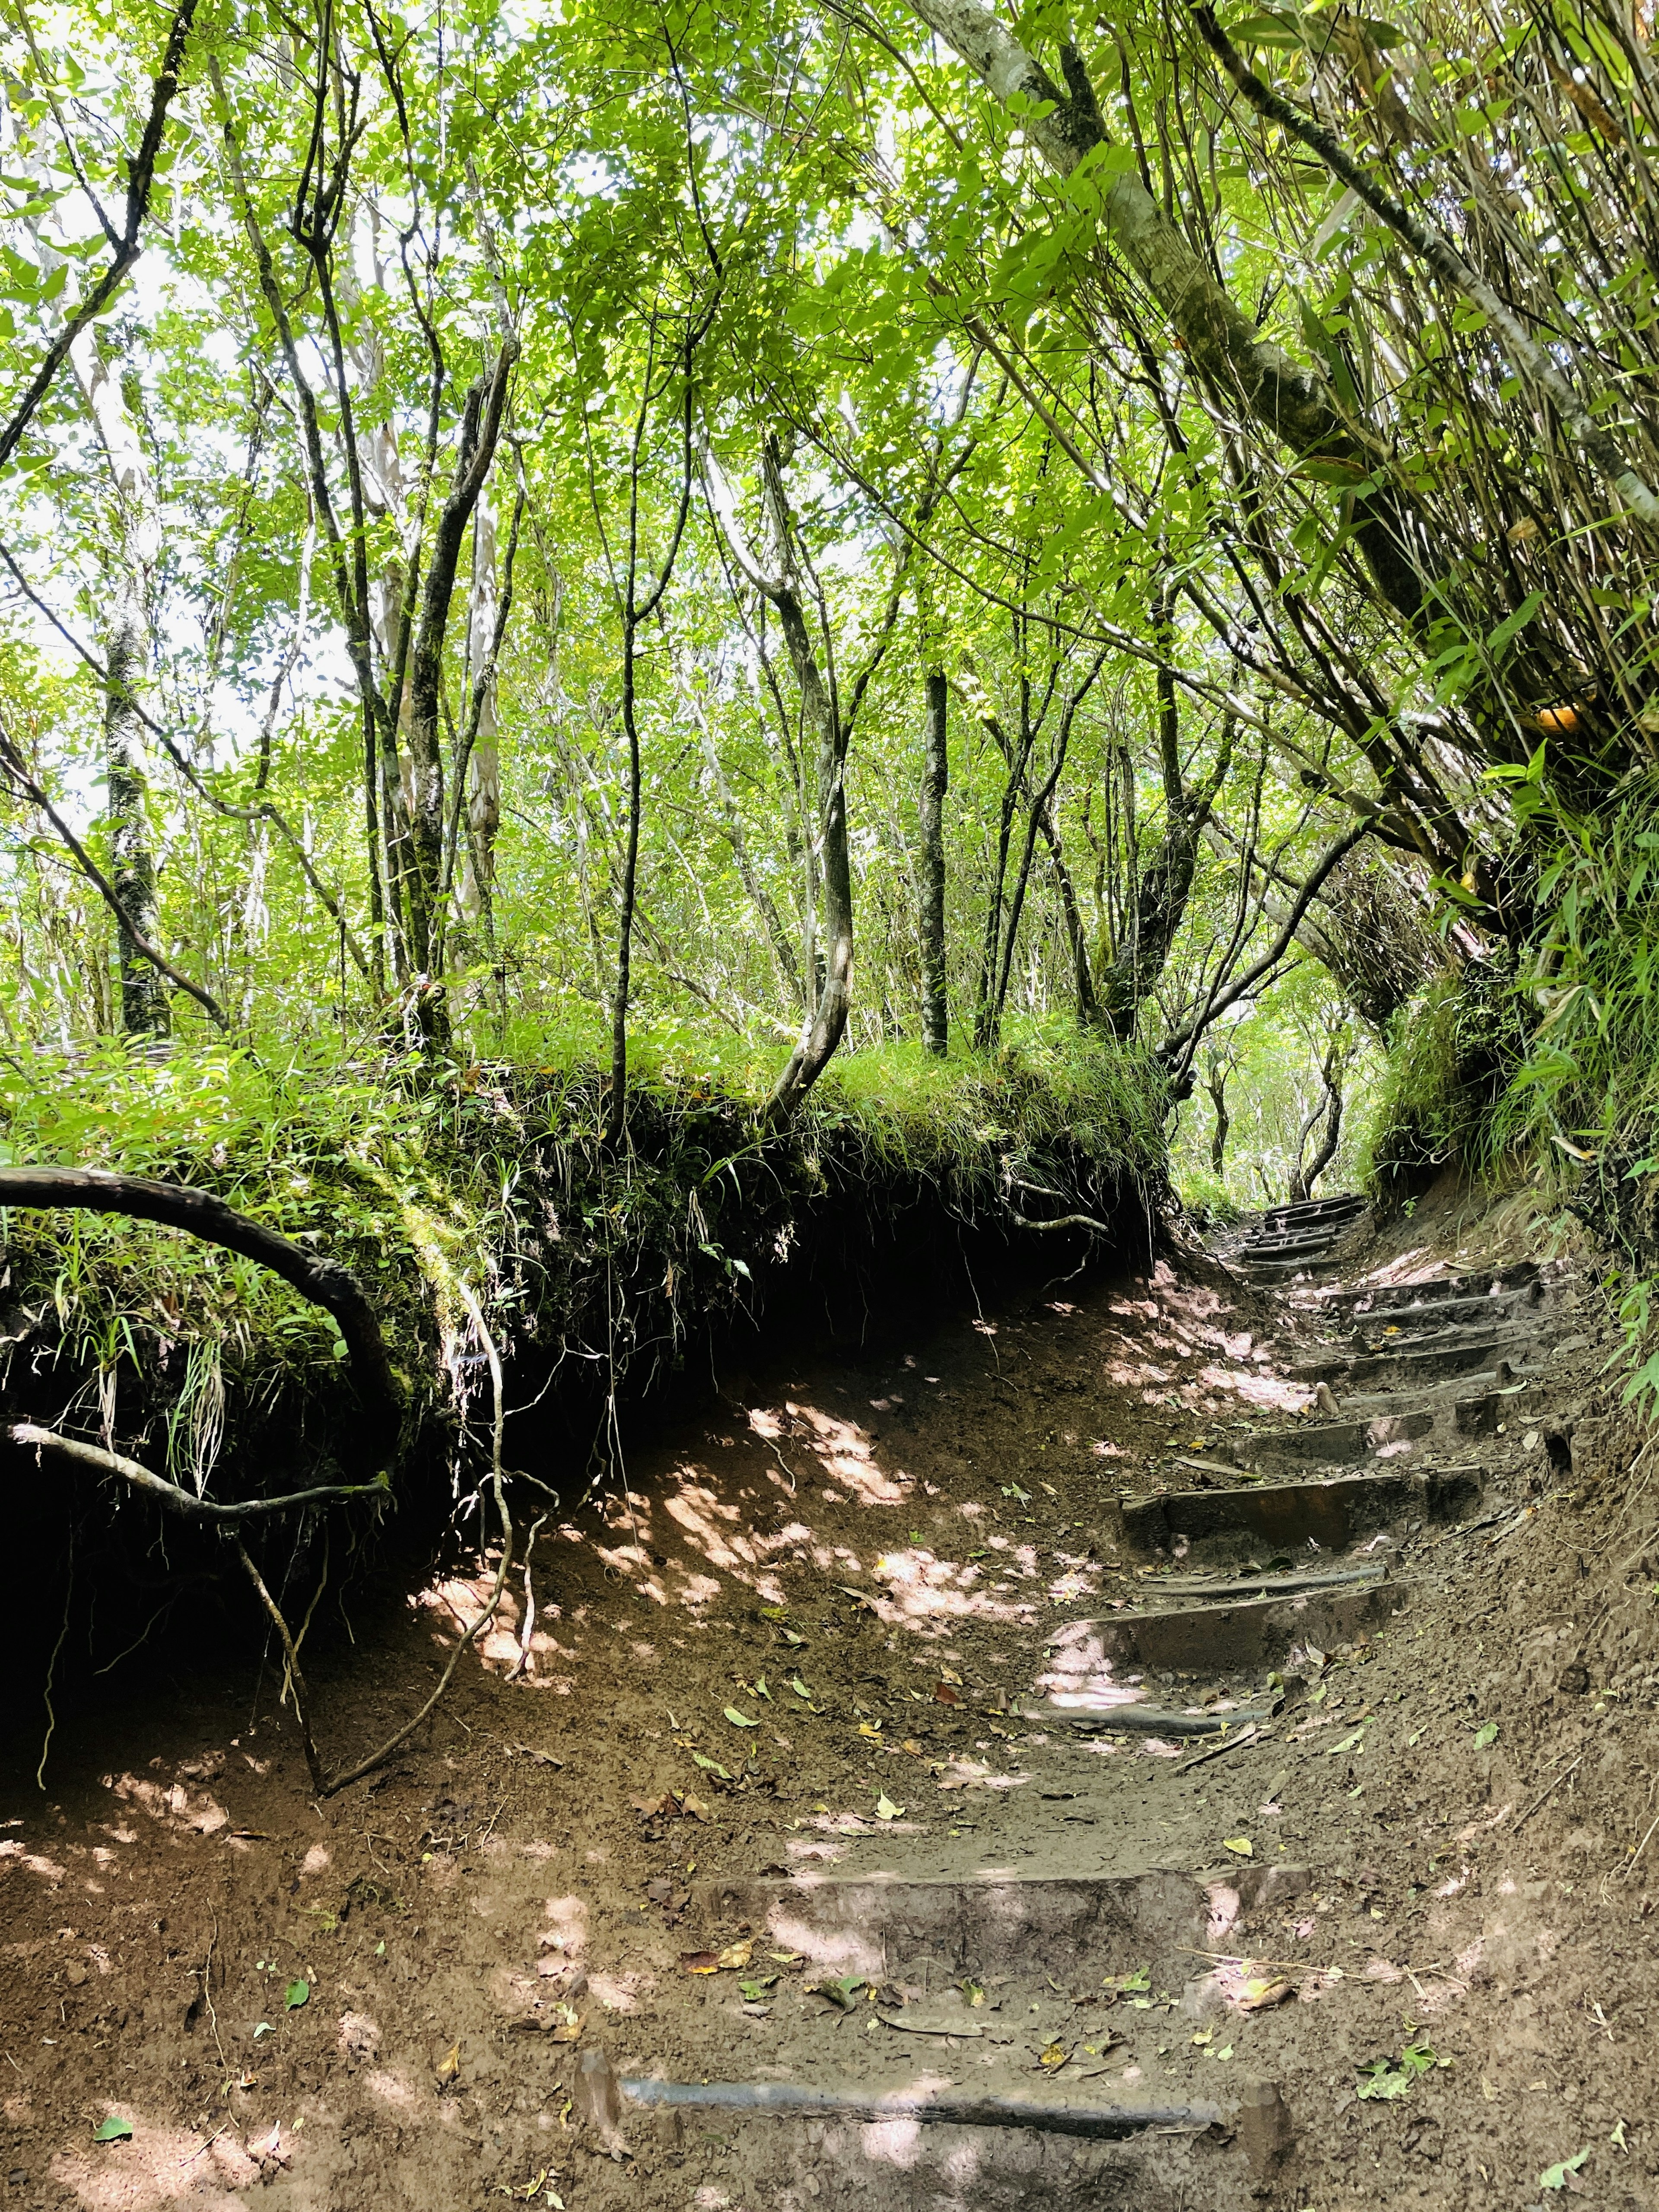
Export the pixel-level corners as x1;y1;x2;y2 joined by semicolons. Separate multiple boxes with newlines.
1;1185;1655;2210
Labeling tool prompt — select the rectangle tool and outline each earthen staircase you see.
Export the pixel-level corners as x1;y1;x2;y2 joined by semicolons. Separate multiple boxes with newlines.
568;1196;1583;2207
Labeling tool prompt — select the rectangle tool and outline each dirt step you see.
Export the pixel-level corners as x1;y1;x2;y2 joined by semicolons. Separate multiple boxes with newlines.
1039;1581;1395;1676
1345;1286;1543;1340
1149;1562;1386;1602
607;2082;1252;2209
697;1868;1217;1977
1234;1198;1365;1236
1236;1232;1353;1261
1242;1408;1434;1473
1118;1463;1481;1557
1322;1261;1542;1313
1236;1252;1349;1281
1296;1329;1546;1389
1333;1373;1545;1425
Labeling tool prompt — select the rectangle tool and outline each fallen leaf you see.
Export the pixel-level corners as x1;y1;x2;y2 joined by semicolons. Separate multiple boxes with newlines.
933;1681;961;1705
716;1938;755;1970
284;1978;310;2011
1038;2041;1071;2069
1539;2146;1591;2191
858;1721;883;1739
680;1952;720;1974
809;1975;867;2010
1473;1721;1499;1749
1222;1837;1253;1858
691;1753;731;1780
737;1976;779;2001
757;1605;788;1621
724;1707;759;1729
92;2117;133;2144
547;2003;581;2044
874;1794;904;1821
631;1792;674;1818
436;2040;461;2081
939;1667;963;1686
1239;1977;1294;2012
790;1677;813;1700
681;1792;713;1821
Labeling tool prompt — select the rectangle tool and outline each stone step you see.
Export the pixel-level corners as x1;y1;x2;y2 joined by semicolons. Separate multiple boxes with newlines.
1118;1463;1481;1557
1039;1580;1395;1676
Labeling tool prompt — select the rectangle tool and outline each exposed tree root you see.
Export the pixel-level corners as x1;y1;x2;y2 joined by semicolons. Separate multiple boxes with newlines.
0;1168;404;1452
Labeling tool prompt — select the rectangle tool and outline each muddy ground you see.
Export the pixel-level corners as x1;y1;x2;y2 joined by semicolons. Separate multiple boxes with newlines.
2;1181;1656;2209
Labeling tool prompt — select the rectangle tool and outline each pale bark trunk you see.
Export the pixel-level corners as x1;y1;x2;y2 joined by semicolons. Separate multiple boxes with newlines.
702;435;854;1117
457;481;501;932
919;670;948;1054
70;327;169;1037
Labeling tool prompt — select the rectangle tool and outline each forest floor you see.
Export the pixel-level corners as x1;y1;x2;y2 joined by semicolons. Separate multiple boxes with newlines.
2;1178;1656;2211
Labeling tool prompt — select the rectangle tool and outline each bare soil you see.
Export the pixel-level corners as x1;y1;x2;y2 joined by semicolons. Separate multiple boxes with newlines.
3;1183;1656;2210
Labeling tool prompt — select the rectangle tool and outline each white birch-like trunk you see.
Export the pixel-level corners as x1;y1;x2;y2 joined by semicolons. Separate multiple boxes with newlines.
457;480;500;928
70;326;170;1036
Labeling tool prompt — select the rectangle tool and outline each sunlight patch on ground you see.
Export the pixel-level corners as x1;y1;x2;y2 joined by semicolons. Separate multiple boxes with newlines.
50;2107;262;2206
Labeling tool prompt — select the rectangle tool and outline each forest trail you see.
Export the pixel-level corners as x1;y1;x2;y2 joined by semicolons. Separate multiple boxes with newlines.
1;1202;1651;2212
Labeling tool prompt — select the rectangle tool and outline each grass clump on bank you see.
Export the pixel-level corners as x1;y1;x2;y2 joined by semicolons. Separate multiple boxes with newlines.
0;1018;1168;1506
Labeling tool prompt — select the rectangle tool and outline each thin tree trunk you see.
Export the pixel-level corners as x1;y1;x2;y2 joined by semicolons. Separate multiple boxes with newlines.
702;433;855;1119
405;346;516;1026
1206;1071;1230;1177
70;327;170;1037
919;670;948;1054
456;480;501;936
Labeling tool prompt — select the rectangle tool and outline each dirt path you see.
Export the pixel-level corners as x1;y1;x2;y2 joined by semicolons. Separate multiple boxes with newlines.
2;1197;1655;2209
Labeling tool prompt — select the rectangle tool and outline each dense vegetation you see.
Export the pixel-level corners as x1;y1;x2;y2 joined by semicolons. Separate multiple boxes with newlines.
6;0;1659;1681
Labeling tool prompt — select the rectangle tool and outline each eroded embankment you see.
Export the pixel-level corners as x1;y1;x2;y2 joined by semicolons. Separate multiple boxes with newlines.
0;1038;1162;1695
1;1187;1655;2212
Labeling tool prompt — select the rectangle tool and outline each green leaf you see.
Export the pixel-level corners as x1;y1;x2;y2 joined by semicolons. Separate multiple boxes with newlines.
1486;590;1545;657
284;1978;310;2011
692;1751;732;1779
1473;1720;1499;1748
1227;10;1307;45
1539;2146;1591;2190
724;1706;758;1728
92;2117;133;2143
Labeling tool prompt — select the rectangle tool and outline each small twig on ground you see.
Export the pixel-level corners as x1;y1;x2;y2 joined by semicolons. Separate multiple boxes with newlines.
1512;1751;1585;1833
1622;1804;1659;1881
1179;1723;1275;1771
